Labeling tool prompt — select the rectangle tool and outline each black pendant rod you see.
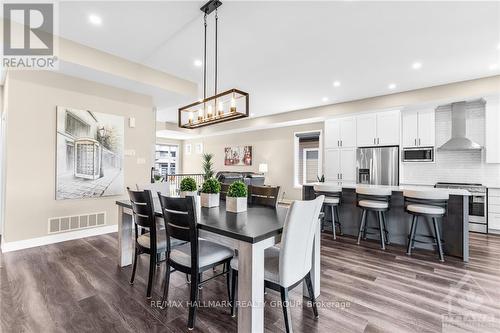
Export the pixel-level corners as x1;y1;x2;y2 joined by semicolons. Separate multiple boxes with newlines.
215;9;218;95
203;13;207;100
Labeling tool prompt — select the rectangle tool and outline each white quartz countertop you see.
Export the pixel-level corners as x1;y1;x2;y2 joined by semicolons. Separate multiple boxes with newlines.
311;182;470;196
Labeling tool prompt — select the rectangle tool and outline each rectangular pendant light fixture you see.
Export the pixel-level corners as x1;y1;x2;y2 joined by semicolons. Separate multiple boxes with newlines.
178;0;249;129
178;88;249;129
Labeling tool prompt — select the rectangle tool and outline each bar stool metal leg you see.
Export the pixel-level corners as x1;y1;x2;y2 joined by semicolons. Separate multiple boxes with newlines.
381;212;389;244
377;211;386;250
432;217;445;262
334;207;343;235
357;209;367;245
406;215;417;255
330;205;336;240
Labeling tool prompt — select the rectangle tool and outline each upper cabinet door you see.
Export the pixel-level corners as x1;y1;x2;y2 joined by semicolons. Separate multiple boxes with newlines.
417;109;435;147
377;110;400;146
340;148;356;182
402;111;418;147
356;114;377;147
339;117;356;148
485;96;500;164
324;149;340;181
324;119;340;149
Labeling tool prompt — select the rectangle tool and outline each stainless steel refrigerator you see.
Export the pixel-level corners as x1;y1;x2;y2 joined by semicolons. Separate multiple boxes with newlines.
356;146;399;186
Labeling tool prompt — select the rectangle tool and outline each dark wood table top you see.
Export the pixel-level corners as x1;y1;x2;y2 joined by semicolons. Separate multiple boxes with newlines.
116;199;289;244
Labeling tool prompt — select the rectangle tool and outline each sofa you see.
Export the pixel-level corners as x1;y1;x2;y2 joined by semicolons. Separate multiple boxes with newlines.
215;171;265;186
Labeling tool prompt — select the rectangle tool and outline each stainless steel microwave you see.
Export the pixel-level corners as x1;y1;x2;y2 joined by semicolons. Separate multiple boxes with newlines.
402;147;434;162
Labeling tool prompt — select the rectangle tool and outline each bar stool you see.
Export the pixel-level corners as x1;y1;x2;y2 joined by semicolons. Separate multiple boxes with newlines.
403;190;449;262
313;183;342;239
355;187;392;250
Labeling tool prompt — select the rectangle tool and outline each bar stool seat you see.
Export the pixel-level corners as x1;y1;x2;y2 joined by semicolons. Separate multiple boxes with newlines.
314;183;343;240
359;200;389;209
403;190;449;262
356;187;392;250
407;204;445;215
324;197;340;204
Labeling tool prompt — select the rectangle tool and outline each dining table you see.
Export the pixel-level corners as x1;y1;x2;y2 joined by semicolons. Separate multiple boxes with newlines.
115;198;321;333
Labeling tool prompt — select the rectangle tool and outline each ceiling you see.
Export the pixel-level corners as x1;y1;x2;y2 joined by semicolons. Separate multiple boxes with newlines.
53;1;500;123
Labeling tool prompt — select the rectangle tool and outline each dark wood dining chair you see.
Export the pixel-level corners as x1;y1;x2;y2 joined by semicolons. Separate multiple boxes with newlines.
220;183;230;200
157;194;234;330
248;185;280;207
127;188;184;298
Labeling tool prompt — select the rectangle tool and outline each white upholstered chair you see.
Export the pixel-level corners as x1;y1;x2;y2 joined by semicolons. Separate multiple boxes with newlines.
229;196;325;333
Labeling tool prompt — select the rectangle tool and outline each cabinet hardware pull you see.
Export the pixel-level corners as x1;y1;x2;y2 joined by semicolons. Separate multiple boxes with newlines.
419;138;421;146
340;140;343;147
415;138;417;146
373;138;376;144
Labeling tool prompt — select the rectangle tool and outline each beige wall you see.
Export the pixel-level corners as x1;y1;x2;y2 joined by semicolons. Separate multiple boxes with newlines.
3;71;155;243
182;123;323;201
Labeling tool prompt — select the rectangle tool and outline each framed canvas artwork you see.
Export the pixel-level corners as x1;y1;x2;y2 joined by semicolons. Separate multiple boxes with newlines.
224;146;252;166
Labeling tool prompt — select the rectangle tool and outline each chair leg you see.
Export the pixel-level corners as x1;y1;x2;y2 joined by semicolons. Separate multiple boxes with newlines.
188;273;199;330
406;215;417;255
162;262;171;306
335;206;343;235
225;263;231;302
146;253;156;299
330;205;336;240
432;217;445;262
357;209;367;245
363;211;369;240
129;248;138;285
280;287;293;333
381;211;389;244
230;269;238;317
320;206;325;232
378;211;386;250
305;272;319;319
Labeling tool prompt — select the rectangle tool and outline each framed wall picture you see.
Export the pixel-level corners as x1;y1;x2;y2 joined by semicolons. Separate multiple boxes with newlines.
185;143;192;155
224;145;252;166
56;106;124;200
195;143;203;154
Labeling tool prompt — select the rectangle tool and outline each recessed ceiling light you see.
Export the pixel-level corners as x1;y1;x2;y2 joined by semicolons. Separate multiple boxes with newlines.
322;97;329;102
333;81;341;87
88;14;102;26
388;83;396;90
490;64;499;70
412;62;422;70
194;59;203;67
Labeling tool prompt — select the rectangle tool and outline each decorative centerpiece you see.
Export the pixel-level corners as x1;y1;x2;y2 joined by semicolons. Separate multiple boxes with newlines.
200;178;221;208
180;177;198;198
226;181;248;213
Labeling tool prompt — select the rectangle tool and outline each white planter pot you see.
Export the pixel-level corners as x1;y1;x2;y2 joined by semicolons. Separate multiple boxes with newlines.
226;197;247;213
180;191;197;198
201;193;220;208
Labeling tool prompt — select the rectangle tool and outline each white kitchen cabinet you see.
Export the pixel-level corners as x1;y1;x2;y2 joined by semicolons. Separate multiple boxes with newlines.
489;188;500;232
356;110;400;147
485;96;500;164
323;148;356;182
356;114;377;146
402;109;435;148
377;110;400;146
324;117;356;148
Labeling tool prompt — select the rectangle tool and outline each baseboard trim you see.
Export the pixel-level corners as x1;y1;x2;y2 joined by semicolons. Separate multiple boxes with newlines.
1;225;118;253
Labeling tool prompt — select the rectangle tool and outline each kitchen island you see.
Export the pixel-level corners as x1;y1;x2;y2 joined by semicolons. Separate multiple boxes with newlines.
303;183;470;261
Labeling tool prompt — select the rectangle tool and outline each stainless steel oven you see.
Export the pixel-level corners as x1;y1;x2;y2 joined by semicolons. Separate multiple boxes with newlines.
435;182;487;233
403;147;434;162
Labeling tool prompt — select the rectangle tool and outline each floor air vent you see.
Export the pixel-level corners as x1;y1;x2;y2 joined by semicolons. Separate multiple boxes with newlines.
48;212;106;234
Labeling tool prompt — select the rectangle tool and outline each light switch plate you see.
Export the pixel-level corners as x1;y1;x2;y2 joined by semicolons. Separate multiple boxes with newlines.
137;157;146;165
129;117;136;128
124;149;136;156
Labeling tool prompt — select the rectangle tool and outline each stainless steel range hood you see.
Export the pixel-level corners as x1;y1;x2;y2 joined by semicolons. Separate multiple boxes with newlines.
438;101;483;151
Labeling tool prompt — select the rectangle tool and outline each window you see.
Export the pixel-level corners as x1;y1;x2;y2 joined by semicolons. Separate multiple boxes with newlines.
155;144;178;177
294;131;322;187
66;112;90;138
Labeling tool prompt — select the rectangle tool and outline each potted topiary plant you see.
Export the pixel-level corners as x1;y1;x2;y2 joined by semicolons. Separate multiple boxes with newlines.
180;177;197;198
226;181;248;213
200;178;221;208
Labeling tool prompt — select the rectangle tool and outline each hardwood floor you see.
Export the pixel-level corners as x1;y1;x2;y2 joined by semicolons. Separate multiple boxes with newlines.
1;232;500;332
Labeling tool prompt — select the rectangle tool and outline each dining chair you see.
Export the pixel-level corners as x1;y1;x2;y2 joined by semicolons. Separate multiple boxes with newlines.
229;195;324;333
127;188;184;298
157;194;234;330
248;185;280;207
